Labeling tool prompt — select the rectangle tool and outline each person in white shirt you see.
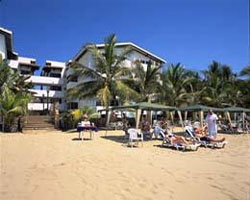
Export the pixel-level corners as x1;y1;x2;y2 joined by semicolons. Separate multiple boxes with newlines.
80;115;91;127
205;109;218;138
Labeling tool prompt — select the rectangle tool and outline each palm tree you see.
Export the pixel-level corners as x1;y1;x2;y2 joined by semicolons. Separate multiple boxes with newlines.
129;60;162;102
159;63;192;107
68;34;138;124
0;87;31;132
0;60;33;94
185;71;204;105
0;60;33;132
240;66;250;80
201;61;239;107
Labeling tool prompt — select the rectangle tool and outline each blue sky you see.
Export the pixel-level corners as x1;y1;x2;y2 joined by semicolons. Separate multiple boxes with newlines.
0;0;249;74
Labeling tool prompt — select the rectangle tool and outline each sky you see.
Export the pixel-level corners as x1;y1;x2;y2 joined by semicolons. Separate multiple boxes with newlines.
0;0;249;74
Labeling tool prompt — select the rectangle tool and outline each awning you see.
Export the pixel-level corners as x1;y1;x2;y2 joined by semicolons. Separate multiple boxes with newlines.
99;102;177;112
179;104;223;112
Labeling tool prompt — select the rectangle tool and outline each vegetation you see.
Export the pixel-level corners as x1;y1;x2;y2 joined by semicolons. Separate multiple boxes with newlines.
68;34;249;116
60;106;99;130
0;60;33;132
67;34;137;124
71;106;99;122
1;34;248;131
129;60;162;102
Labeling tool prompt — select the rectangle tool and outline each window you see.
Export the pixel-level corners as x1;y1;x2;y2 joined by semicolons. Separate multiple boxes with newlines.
96;100;101;106
50;73;61;78
20;70;31;75
67;102;78;109
50;86;62;91
31;60;36;64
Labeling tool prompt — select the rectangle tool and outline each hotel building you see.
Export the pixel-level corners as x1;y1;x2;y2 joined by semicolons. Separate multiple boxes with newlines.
0;27;166;114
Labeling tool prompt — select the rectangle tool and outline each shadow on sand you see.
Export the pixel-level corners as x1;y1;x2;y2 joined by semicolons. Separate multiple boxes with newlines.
100;135;126;144
72;138;92;141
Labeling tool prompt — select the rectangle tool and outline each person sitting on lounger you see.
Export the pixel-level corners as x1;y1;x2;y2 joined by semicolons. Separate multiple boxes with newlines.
166;132;191;146
153;121;166;139
193;125;225;143
80;115;92;127
155;122;191;145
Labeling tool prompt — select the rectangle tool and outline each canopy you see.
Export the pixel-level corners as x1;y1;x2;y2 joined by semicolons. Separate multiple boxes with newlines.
223;107;250;112
99;102;178;129
99;102;177;111
179;104;223;112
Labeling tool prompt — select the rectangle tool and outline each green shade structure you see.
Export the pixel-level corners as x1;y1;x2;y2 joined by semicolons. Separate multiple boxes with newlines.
223;107;250;113
179;105;223;128
98;102;177;129
179;104;223;112
100;102;177;111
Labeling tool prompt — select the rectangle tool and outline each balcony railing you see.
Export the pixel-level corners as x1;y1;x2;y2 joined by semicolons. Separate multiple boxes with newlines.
29;89;64;98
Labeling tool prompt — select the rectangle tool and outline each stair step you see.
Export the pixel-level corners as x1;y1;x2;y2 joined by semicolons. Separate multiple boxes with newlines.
24;115;56;130
25;125;54;128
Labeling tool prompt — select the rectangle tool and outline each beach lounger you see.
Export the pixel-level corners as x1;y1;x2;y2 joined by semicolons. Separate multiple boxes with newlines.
184;126;227;149
161;130;200;151
127;128;143;147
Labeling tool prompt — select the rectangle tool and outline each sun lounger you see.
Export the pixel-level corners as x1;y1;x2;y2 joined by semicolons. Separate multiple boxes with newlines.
184;126;227;149
161;130;200;151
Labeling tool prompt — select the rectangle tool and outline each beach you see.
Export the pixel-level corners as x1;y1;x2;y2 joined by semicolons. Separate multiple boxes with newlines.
1;130;250;200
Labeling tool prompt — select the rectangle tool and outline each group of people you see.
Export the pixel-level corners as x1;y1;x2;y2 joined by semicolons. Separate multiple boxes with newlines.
140;109;226;146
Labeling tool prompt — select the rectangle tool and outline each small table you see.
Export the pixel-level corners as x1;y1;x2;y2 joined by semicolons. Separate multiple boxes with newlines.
77;126;98;140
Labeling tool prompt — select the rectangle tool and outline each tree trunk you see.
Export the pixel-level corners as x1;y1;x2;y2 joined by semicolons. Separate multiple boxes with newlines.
2;117;4;132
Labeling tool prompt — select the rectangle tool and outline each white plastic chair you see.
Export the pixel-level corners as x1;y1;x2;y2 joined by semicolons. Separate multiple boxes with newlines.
127;128;143;147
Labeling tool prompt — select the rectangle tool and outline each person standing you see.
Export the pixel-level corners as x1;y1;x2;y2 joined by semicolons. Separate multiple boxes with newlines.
205;109;218;138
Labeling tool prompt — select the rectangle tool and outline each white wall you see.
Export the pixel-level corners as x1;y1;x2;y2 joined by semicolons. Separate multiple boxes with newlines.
18;56;36;64
67;46;163;110
0;34;7;59
28;103;52;111
27;76;64;85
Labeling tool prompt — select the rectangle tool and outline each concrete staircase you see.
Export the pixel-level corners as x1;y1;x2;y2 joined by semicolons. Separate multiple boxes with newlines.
23;115;56;131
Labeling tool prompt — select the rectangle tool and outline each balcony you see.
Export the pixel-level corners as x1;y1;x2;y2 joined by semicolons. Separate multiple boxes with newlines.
29;89;64;98
26;76;64;85
28;103;53;111
28;103;66;111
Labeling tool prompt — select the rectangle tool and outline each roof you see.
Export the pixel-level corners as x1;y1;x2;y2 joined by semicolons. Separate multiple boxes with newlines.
179;105;223;112
45;60;66;68
18;56;39;69
223;107;250;112
73;42;166;63
0;27;18;60
100;102;176;111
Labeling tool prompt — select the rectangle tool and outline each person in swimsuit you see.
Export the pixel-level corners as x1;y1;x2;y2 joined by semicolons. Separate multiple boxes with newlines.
193;125;225;143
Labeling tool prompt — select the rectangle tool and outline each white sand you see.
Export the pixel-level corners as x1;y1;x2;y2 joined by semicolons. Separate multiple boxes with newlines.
0;130;250;200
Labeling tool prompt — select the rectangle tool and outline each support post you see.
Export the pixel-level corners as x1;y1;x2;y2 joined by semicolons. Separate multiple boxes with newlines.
106;109;111;127
170;111;174;125
136;109;142;129
242;112;245;128
200;110;204;128
177;110;184;127
147;110;152;125
226;111;231;124
184;111;188;121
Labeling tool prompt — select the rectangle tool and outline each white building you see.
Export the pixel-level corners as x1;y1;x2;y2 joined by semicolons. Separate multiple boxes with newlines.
0;27;67;113
1;27;166;113
66;42;166;111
